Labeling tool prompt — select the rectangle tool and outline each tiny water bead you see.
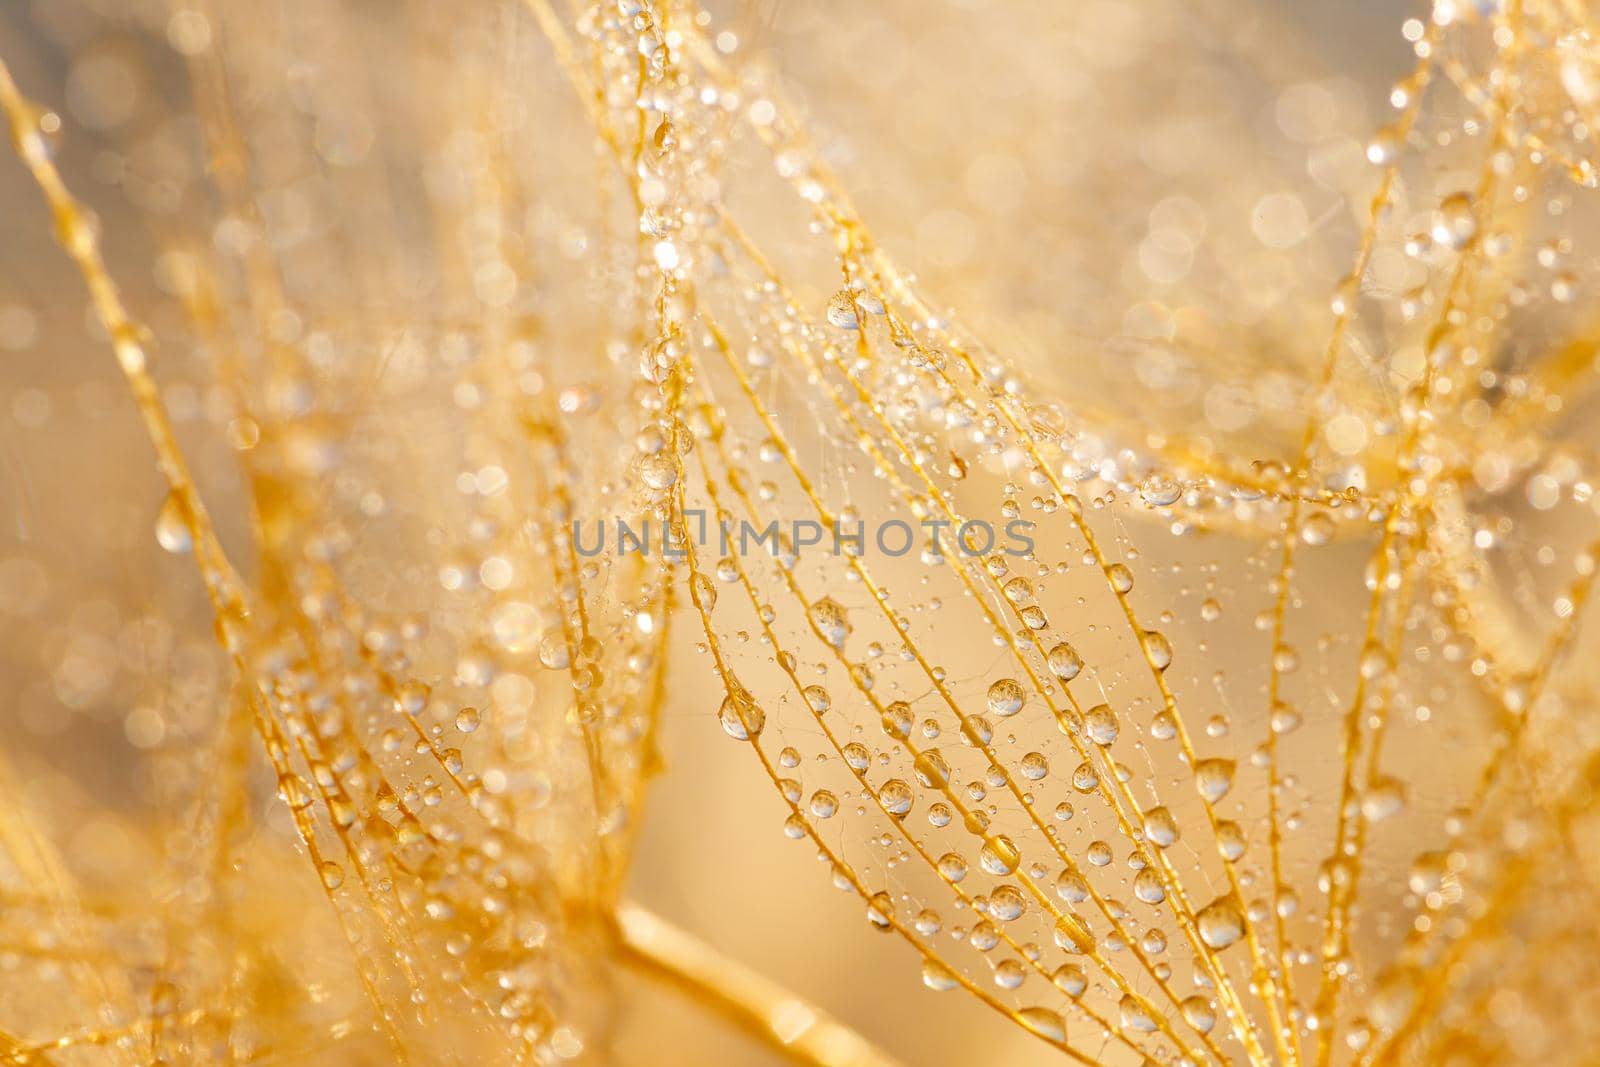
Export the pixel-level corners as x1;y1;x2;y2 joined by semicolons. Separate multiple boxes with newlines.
1366;127;1401;165
1140;629;1173;671
879;778;913;816
154;492;193;554
994;958;1026;990
1361;778;1408;822
880;700;912;738
1141;806;1180;848
866;892;895;930
1016;1007;1067;1046
1106;563;1135;593
809;790;839;818
979;835;1021;876
913;749;951;788
809;596;851;648
538;632;571;670
921;958;959;991
825;290;860;330
718;688;765;741
1431;191;1478;250
1194;758;1235;802
1119;993;1158;1033
989;884;1027;921
1301;511;1335;546
638;453;678;491
1197;895;1245;950
1045;642;1082;681
691;572;717;611
318;860;345;891
1138;474;1183;507
1134;869;1166;905
1181;996;1217;1034
1084;704;1119;745
986;677;1025;716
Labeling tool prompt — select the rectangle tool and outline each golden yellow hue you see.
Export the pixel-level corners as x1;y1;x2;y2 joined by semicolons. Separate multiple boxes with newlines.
1;1;1599;1065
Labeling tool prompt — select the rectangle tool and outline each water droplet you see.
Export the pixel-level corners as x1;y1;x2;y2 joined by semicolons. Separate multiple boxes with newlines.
880;701;912;739
1197;895;1244;949
921;958;958;991
318;860;344;890
1139;474;1182;507
1301;511;1334;546
1046;643;1082;682
825;290;860;329
394;680;431;715
879;778;913;816
1017;1007;1066;1046
1084;704;1119;745
994;959;1025;990
1195;758;1235;802
155;492;193;554
1270;702;1302;735
1119;993;1158;1033
989;884;1027;921
718;687;765;741
1366;127;1401;165
809;597;851;648
1361;777;1407;822
1071;761;1100;791
913;749;950;789
979;835;1021;875
1052;964;1087;997
1408;851;1447;896
1142;806;1179;848
1055;869;1089;903
986;678;1025;717
1218;821;1247;860
639;453;677;490
1181;996;1217;1034
1431;191;1477;250
1141;630;1173;671
1106;563;1134;593
1134;868;1166;904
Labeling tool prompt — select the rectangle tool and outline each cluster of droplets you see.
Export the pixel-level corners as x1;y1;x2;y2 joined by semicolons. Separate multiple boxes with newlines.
625;1;1600;1065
